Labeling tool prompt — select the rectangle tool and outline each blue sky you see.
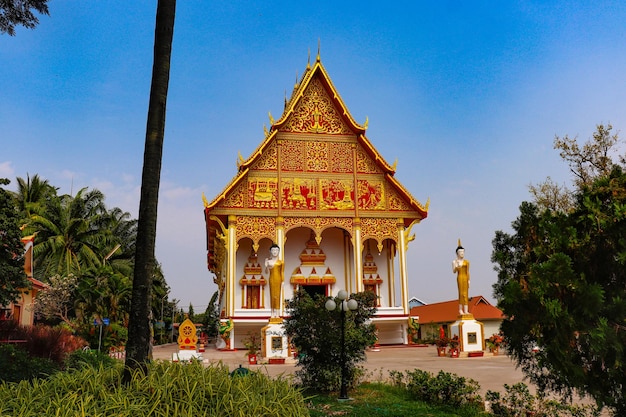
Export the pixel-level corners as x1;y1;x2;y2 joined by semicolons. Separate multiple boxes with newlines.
2;1;626;311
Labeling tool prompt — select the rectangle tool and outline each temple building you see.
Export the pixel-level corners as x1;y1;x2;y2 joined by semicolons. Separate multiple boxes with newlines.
203;51;429;347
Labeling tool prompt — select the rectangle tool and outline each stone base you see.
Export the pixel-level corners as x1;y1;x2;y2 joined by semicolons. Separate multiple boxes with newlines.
261;321;289;360
450;317;485;353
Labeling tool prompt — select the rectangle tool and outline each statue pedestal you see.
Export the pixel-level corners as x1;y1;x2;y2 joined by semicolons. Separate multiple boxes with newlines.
261;318;289;362
450;315;485;353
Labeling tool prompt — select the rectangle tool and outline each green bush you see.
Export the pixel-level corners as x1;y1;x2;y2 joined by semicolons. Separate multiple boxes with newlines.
391;368;482;409
0;360;309;416
0;344;59;382
284;289;377;393
485;383;601;417
64;348;118;371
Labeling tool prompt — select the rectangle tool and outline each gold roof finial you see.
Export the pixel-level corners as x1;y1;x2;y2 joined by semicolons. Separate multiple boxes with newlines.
294;71;299;89
392;158;398;171
364;116;369;129
284;89;288;108
263;124;269;137
268;111;275;125
307;47;311;69
317;38;321;62
202;192;209;208
237;151;245;168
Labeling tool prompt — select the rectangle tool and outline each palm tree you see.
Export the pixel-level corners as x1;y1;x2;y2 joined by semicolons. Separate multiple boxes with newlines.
27;187;109;278
124;0;176;378
13;173;57;222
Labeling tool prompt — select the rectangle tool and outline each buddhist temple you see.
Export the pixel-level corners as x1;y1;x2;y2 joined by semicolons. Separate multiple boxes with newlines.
203;50;429;347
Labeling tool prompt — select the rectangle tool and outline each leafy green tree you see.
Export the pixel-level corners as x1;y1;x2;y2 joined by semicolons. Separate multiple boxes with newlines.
13;174;57;223
528;123;623;212
0;0;49;36
283;289;377;393
27;187;109;277
492;167;626;414
33;273;78;328
125;0;176;377
202;291;220;341
0;178;29;307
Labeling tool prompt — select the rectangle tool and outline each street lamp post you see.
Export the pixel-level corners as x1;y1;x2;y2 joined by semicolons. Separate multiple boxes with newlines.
325;289;358;400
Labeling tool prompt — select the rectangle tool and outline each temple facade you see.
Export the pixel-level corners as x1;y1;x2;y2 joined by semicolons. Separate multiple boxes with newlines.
203;52;428;347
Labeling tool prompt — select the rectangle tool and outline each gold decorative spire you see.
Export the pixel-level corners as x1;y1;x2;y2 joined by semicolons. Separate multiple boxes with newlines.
236;151;245;168
268;111;275;125
307;47;311;69
202;192;209;208
263;124;269;137
392;158;398;171
363;116;369;129
316;38;321;62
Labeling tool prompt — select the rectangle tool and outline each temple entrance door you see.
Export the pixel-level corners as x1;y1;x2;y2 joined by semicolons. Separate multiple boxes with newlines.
303;285;326;299
246;286;260;309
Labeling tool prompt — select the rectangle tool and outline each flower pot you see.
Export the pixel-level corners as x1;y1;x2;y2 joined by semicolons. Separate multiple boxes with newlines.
449;348;459;358
437;346;447;357
248;354;257;364
490;346;499;356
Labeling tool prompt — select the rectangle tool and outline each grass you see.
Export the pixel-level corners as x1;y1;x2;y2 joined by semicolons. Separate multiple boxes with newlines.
306;383;487;417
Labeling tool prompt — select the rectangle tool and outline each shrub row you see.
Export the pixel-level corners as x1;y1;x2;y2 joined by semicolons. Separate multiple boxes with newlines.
0;361;309;416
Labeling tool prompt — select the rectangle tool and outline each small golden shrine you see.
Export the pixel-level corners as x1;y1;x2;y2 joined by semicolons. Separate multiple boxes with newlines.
203;49;429;348
177;317;198;350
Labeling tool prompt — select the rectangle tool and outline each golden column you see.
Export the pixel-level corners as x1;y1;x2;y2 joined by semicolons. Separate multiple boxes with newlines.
397;218;409;315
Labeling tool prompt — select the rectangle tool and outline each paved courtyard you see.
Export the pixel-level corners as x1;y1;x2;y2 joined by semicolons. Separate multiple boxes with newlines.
153;343;528;396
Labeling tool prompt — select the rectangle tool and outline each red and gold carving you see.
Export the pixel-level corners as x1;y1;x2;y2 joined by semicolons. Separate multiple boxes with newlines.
305;141;329;172
222;181;246;208
236;216;275;242
280;140;304;172
387;184;412;211
281;77;352;135
330;142;354;173
356;148;382;174
281;177;317;210
321;179;354;210
253;141;277;171
357;179;386;210
361;218;397;243
282;216;353;236
248;178;278;209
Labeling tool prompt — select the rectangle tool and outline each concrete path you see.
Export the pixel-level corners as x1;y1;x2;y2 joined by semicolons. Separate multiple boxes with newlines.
153;343;527;396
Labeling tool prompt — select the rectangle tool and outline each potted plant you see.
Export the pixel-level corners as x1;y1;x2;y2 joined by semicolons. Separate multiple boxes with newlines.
435;337;449;357
243;332;261;364
448;335;460;358
487;333;504;355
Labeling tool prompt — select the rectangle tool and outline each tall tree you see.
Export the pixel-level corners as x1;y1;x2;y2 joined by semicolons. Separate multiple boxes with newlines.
493;125;626;414
124;0;176;378
528;123;624;212
13;173;57;222
0;0;49;36
27;187;109;277
0;178;29;307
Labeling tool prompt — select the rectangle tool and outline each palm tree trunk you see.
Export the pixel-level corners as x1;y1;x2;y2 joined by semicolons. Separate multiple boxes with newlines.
124;0;176;380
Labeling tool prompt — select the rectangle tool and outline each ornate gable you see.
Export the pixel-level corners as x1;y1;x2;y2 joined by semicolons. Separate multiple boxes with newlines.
280;75;353;135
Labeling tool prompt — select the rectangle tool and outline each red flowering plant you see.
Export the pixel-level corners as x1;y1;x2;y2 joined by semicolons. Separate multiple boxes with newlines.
487;333;504;350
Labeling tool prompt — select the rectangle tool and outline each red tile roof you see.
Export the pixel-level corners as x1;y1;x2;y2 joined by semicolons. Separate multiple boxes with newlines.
410;296;504;323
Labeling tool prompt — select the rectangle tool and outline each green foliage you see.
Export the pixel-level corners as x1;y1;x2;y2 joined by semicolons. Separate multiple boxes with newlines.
284;288;377;393
0;344;59;382
485;383;600;417
307;382;485;417
0;178;29;307
0;0;49;36
63;348;118;371
492;166;626;414
389;369;482;409
202;291;220;340
0;361;309;416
